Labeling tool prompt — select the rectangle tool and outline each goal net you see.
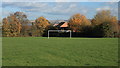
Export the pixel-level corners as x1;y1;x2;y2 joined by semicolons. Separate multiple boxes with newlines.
48;30;72;39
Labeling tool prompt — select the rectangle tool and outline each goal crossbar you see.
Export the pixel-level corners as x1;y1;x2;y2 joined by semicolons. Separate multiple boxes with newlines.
48;30;72;39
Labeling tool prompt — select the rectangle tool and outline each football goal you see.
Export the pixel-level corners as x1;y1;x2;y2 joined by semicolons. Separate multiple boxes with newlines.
48;30;72;39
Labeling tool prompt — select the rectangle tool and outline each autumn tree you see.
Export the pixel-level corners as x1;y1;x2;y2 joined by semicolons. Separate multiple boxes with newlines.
2;18;10;37
92;10;117;25
14;12;30;36
31;22;38;37
68;13;91;32
92;10;119;37
2;14;21;37
34;16;50;36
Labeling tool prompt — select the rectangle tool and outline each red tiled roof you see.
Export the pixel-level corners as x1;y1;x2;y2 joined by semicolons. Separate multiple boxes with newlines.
60;22;68;27
53;24;58;26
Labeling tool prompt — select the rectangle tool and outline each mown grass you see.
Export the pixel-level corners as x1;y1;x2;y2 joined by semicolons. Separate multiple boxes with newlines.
2;37;118;66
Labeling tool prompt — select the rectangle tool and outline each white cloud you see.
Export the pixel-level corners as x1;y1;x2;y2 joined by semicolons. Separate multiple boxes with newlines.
2;2;90;20
110;0;119;2
2;2;118;20
55;0;68;2
55;0;120;2
44;3;88;16
3;2;48;8
69;4;77;8
2;0;120;2
87;0;119;2
96;6;111;11
96;5;118;17
2;0;55;2
96;2;118;17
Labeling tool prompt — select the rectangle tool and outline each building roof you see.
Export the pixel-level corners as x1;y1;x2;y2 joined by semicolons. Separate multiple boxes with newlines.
60;22;68;27
53;24;58;26
56;22;68;28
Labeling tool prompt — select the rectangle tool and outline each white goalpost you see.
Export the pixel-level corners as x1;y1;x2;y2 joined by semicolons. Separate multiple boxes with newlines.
48;30;72;39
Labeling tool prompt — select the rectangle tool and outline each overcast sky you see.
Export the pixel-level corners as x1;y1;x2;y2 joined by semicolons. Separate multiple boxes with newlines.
1;1;119;20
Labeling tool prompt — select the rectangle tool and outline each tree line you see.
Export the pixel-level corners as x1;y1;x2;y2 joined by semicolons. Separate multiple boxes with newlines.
2;10;120;37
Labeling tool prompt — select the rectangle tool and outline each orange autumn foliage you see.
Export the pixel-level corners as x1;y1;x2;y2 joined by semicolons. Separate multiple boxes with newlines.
2;15;21;37
68;13;91;32
35;16;50;29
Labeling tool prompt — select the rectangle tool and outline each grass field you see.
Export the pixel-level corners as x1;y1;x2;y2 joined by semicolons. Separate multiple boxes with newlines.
2;37;118;66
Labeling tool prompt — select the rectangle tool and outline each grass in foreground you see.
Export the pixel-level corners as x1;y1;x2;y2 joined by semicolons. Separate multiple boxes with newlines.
2;37;118;66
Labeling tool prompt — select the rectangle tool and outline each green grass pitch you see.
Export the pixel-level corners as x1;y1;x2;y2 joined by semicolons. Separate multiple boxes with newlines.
2;37;118;66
